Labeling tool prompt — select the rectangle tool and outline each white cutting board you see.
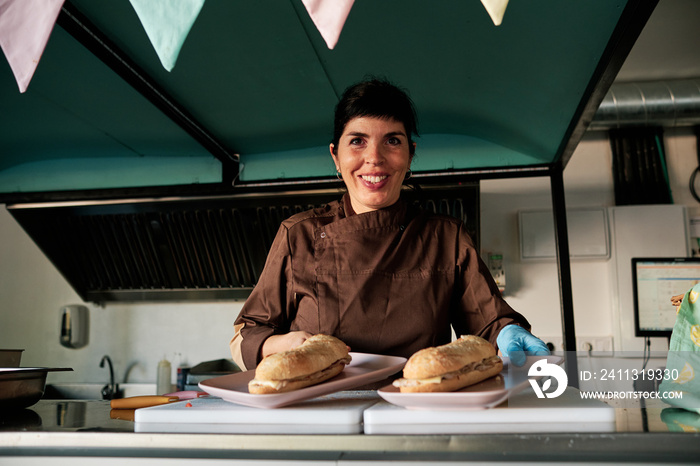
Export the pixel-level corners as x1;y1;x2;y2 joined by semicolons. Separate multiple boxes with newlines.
363;387;616;434
135;391;380;434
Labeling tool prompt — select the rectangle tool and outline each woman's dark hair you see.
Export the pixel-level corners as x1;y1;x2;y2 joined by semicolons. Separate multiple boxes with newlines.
331;78;418;155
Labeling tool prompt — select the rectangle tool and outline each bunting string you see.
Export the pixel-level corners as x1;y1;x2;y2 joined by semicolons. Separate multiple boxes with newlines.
0;0;508;93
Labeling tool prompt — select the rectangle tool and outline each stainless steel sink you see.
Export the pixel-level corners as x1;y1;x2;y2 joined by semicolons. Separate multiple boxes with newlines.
43;383;156;400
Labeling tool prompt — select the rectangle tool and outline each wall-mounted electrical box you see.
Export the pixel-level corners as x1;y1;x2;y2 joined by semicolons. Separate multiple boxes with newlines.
488;253;506;293
519;208;610;261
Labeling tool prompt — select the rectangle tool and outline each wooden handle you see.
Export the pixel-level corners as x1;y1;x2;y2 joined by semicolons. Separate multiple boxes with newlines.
110;409;135;421
110;395;179;409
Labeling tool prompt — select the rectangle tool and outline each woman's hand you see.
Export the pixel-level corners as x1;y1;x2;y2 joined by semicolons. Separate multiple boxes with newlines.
496;325;550;367
261;331;313;358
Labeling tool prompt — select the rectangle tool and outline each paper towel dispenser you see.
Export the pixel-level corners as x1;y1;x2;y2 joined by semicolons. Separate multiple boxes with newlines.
60;304;89;349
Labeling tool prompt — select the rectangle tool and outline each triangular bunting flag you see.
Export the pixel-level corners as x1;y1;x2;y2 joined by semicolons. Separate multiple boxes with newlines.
0;0;65;93
129;0;205;71
481;0;509;26
301;0;355;50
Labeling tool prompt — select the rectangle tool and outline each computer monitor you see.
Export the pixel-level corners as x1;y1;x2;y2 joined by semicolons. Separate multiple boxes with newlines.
632;257;700;338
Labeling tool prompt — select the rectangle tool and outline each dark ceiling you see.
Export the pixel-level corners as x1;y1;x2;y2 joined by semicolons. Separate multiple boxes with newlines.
0;0;659;196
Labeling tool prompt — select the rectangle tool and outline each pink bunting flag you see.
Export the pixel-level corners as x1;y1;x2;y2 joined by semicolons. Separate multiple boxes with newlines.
480;0;509;26
0;0;65;93
301;0;355;50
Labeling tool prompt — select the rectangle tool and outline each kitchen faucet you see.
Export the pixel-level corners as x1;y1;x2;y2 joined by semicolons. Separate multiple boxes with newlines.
99;355;121;400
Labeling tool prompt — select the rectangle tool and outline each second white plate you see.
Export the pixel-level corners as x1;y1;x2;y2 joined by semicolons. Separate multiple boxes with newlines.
378;355;564;410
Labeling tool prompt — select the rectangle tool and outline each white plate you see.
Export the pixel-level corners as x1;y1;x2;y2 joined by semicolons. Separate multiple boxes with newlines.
199;352;406;409
377;355;564;410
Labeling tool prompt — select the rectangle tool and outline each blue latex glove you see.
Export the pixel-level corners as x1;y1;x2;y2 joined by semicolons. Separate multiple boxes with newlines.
496;324;550;367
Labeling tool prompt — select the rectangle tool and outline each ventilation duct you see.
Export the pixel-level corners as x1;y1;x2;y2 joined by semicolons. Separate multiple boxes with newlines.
590;78;700;130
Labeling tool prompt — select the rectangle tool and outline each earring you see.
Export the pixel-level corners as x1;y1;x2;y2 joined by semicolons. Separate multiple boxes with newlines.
336;170;342;180
404;169;412;180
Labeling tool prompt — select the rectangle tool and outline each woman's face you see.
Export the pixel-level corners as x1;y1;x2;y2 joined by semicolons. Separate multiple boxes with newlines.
330;116;414;214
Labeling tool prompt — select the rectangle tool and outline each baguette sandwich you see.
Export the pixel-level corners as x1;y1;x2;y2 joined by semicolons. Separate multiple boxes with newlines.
248;334;352;394
392;335;503;393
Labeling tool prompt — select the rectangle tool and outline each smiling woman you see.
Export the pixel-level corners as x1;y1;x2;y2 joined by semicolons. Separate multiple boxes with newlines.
331;115;413;214
329;80;417;214
330;93;414;212
229;78;548;372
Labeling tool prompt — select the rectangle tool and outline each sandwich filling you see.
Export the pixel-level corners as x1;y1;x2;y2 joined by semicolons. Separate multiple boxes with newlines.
392;355;502;388
250;356;352;390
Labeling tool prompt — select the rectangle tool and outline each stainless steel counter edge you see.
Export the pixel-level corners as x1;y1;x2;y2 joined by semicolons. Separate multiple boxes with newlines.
1;431;699;462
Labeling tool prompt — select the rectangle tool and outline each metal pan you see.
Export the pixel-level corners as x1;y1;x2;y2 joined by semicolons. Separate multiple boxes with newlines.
0;367;73;410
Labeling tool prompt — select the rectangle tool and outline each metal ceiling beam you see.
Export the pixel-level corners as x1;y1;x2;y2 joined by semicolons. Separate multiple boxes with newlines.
549;161;578;388
56;1;239;185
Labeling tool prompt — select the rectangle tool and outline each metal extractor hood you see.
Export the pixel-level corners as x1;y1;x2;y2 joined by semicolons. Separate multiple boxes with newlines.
6;184;480;304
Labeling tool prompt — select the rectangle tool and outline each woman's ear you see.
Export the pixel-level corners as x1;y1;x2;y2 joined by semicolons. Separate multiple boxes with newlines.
329;143;338;168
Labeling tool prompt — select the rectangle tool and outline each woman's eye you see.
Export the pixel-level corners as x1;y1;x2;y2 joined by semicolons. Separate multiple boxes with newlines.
349;137;364;145
387;137;401;145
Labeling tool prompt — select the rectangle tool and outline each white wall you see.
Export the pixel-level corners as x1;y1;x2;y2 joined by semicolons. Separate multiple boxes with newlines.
0;127;697;384
0;208;242;384
480;127;700;348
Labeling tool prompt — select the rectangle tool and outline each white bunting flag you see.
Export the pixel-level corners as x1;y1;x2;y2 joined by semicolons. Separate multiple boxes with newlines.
0;0;65;93
301;0;355;50
129;0;205;71
481;0;509;26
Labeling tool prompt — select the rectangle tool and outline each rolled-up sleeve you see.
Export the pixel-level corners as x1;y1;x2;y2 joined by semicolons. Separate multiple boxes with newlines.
230;224;293;370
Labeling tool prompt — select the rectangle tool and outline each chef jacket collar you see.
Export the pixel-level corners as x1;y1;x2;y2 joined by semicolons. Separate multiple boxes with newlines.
319;193;408;238
340;192;408;219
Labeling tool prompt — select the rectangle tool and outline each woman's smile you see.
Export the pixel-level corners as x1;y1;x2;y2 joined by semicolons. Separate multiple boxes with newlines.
360;174;388;185
330;116;414;214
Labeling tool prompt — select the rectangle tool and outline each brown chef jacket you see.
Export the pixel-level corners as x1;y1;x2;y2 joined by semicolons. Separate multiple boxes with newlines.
230;193;529;370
